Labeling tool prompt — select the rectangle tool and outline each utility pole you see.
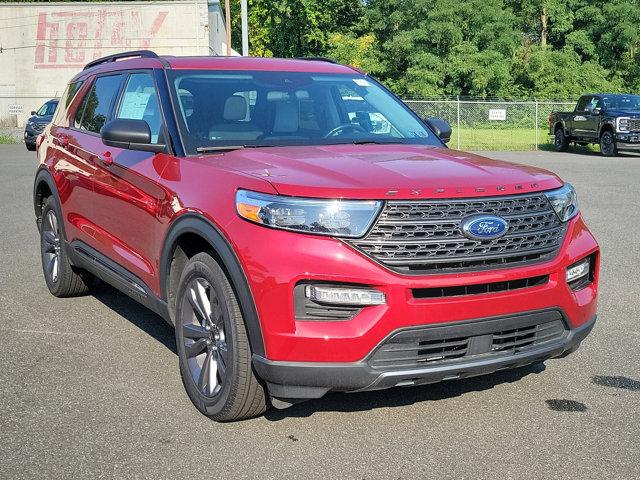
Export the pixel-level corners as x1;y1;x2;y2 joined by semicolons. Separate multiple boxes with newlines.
225;0;231;56
241;0;249;56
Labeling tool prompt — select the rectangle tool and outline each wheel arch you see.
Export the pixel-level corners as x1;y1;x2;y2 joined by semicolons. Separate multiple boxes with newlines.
554;121;565;133
160;213;266;357
599;122;615;137
33;168;60;232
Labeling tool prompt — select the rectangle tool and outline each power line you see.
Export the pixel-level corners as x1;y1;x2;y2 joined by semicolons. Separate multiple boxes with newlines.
0;5;149;23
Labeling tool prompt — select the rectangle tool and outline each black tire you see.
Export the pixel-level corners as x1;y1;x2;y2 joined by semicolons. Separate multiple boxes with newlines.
554;128;569;152
175;252;267;421
26;143;36;152
600;130;618;157
40;197;90;297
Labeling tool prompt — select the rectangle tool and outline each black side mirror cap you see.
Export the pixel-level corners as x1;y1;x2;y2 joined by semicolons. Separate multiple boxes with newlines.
101;118;166;153
31;111;37;116
425;117;452;144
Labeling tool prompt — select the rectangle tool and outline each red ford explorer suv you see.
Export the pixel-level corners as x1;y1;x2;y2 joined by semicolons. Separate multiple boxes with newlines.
34;51;599;421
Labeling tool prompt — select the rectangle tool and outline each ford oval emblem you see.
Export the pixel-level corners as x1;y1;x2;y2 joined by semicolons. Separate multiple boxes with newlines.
461;215;509;240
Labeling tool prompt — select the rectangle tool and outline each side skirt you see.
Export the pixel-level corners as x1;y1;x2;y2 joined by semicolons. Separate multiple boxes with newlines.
67;240;172;325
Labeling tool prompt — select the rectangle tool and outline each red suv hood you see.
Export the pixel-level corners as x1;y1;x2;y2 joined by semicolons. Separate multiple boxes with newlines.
213;144;563;199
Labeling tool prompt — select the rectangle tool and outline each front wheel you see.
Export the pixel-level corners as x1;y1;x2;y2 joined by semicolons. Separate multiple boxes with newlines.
554;129;569;152
175;252;267;421
600;131;618;157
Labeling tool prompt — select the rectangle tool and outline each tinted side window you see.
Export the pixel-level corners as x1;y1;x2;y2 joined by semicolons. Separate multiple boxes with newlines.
78;75;123;134
576;96;590;112
116;73;163;143
52;80;83;125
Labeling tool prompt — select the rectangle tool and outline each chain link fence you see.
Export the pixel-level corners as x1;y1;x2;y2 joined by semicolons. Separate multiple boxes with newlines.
404;98;576;151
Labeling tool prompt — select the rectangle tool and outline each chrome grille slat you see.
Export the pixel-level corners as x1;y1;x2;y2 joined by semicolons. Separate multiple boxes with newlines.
349;193;566;273
379;245;564;266
356;225;563;246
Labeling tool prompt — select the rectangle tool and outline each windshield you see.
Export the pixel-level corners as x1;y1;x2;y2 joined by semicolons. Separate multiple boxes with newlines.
168;70;441;154
602;94;640;111
36;101;58;117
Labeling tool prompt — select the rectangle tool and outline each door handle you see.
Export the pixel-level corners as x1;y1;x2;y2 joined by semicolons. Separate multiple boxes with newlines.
54;135;69;148
100;151;113;166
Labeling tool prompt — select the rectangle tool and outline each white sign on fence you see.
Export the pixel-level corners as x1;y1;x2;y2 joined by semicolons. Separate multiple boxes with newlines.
488;108;506;121
8;104;23;115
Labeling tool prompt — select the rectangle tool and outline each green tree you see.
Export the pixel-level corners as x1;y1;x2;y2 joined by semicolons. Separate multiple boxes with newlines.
225;0;362;57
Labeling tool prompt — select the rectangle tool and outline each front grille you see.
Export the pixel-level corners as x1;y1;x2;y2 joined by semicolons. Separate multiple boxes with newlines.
412;274;549;299
492;320;566;353
368;310;567;370
629;119;640;131
33;123;47;133
349;193;566;273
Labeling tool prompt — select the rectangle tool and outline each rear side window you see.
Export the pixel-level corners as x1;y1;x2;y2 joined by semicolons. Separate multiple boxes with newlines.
116;73;163;143
52;80;83;125
74;75;123;134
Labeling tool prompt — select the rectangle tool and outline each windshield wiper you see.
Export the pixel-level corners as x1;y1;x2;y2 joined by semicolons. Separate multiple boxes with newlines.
196;144;278;154
196;145;246;153
350;139;404;145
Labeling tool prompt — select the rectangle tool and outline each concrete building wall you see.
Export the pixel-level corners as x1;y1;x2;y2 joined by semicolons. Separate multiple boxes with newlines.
0;0;226;127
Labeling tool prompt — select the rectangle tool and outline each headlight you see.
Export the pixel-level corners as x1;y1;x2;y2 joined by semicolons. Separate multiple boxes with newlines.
545;183;578;222
617;117;630;132
235;189;382;238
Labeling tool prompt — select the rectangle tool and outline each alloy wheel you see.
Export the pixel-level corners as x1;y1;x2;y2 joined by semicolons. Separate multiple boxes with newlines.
180;278;229;397
42;210;61;283
601;132;615;155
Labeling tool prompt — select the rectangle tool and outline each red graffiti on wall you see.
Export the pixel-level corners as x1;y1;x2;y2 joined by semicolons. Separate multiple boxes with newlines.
35;9;168;69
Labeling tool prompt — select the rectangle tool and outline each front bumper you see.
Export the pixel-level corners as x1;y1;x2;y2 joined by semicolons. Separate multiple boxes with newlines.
230;212;599;363
253;312;596;399
24;127;42;146
616;133;640;150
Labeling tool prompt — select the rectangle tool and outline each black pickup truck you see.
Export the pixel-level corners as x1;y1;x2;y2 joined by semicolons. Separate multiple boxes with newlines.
549;93;640;156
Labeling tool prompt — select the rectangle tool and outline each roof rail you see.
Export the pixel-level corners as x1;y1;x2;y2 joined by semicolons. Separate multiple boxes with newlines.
84;50;160;70
295;56;338;64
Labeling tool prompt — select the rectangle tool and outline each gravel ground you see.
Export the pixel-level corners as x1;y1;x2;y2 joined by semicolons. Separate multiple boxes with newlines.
0;145;638;479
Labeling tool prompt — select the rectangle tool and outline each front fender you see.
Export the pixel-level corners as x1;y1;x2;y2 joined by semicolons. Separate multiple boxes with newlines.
160;213;266;357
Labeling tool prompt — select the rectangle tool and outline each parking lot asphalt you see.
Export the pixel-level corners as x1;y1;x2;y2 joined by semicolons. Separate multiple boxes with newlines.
0;144;638;479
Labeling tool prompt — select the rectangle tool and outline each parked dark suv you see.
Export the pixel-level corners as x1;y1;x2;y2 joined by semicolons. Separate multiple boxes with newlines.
34;51;599;421
24;99;58;151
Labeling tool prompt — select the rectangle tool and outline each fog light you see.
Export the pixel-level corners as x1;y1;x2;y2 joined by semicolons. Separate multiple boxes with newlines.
566;258;590;284
305;285;386;306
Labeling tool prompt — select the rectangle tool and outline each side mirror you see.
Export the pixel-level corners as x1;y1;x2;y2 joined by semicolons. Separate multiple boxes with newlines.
31;111;37;116
101;119;166;153
425;117;452;143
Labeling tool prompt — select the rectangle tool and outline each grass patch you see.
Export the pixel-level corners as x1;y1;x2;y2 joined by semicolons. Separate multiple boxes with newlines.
449;128;547;151
0;134;19;145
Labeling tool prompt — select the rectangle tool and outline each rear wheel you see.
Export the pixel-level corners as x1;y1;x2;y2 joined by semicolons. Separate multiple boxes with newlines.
40;198;90;297
600;130;618;157
175;252;267;421
554;129;569;152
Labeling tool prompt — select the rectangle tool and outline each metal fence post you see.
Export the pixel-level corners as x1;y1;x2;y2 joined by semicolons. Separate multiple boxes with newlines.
534;98;539;150
456;96;461;150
